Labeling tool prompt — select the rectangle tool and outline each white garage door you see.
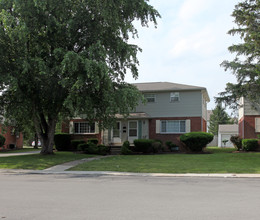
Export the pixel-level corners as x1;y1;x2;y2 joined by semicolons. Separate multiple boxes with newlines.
221;134;233;147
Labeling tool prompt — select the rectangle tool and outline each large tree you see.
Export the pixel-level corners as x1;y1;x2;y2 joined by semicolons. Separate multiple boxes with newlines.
208;105;232;135
0;0;160;154
219;0;260;108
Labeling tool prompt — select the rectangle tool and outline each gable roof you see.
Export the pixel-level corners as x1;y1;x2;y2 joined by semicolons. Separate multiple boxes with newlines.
218;124;238;133
132;82;210;102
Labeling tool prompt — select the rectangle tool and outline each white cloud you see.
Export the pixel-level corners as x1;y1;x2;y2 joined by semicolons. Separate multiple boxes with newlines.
178;0;210;21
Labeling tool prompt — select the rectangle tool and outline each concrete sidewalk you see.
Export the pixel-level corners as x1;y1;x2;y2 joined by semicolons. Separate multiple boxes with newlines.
0;150;41;157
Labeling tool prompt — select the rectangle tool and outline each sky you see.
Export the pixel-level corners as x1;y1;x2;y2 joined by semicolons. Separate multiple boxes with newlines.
125;0;241;111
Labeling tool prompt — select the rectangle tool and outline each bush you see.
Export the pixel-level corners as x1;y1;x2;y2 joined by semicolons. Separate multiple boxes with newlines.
0;134;5;148
242;139;258;151
97;144;110;155
85;142;99;154
152;141;162;153
165;141;179;152
54;133;71;151
180;132;214;152
9;144;15;149
121;141;133;155
230;135;242;150
133;139;154;153
78;143;88;152
71;140;86;151
87;138;98;145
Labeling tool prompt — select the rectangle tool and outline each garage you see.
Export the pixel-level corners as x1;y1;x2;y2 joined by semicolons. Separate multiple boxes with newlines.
218;124;238;147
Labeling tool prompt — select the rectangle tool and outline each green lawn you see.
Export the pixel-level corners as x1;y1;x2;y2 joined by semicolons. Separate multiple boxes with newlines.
0;147;41;153
69;147;260;174
0;152;95;170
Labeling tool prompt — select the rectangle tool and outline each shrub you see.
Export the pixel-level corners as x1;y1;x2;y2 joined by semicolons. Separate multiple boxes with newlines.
230;135;242;150
152;141;162;153
97;144;110;155
87;138;98;145
71;140;86;151
78;143;88;152
54;133;71;151
133;139;154;153
180;132;214;152
0;134;5;148
121;141;133;155
9;144;15;149
85;142;99;154
165;141;179;152
242;139;258;151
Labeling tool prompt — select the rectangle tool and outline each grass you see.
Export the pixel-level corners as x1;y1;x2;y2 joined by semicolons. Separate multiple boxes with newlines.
69;147;260;174
0;152;95;170
0;146;41;153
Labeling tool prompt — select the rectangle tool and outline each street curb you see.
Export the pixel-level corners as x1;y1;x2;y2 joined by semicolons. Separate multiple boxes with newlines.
1;169;260;178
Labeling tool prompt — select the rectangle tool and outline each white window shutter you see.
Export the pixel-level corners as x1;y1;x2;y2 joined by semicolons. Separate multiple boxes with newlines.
255;118;260;132
69;121;74;134
185;119;191;133
156;120;161;134
95;122;99;134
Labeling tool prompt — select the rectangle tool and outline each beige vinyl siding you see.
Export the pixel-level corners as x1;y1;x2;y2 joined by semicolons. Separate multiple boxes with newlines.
136;91;202;117
238;97;244;120
243;98;260;116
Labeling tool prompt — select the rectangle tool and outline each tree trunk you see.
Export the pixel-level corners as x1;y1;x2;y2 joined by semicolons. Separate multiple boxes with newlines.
39;119;57;155
34;133;38;149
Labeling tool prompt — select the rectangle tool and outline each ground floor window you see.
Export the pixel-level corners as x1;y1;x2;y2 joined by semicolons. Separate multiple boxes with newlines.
161;120;186;133
74;122;95;134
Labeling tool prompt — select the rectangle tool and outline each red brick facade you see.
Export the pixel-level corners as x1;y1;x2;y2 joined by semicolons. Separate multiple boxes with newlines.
0;124;23;149
149;117;205;145
239;115;260;139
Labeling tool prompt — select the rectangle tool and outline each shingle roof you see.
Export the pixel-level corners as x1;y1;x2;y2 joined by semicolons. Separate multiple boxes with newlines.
218;124;238;133
132;82;210;101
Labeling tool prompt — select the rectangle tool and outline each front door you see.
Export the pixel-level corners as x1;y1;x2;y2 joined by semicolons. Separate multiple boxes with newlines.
112;121;121;143
128;121;138;143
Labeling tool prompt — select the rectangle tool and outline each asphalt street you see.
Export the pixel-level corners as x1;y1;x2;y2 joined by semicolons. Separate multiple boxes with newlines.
1;173;260;220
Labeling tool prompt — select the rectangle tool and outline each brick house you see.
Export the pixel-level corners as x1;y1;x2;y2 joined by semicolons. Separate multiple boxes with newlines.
62;82;210;146
238;97;260;139
0;124;23;149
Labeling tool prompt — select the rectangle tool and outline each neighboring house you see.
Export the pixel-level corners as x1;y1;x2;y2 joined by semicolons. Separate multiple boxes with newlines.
62;82;210;146
0;124;23;149
206;110;213;132
238;97;260;139
218;124;238;147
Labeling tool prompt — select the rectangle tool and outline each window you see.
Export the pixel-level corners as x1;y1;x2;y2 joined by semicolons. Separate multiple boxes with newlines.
255;118;260;132
144;94;156;103
129;121;138;137
161;120;186;133
74;122;95;134
170;92;179;102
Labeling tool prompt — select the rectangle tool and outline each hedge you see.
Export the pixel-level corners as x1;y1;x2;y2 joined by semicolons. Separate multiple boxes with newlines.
133;139;154;153
180;132;214;152
242;139;258;151
71;140;86;151
0;134;5;148
54;133;71;151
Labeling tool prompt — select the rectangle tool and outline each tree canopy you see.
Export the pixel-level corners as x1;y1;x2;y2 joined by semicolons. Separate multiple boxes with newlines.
0;0;160;154
208;105;232;135
219;0;260;108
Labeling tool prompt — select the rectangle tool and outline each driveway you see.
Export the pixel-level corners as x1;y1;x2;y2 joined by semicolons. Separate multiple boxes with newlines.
1;173;260;220
0;150;40;157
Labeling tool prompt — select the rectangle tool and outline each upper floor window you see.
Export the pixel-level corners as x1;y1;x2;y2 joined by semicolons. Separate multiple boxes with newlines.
74;122;95;134
170;92;180;102
161;120;186;133
144;93;156;103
